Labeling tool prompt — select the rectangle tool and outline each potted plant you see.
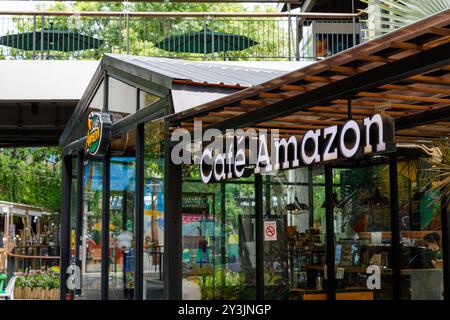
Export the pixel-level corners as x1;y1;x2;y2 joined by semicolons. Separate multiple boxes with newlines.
429;142;450;204
14;267;60;299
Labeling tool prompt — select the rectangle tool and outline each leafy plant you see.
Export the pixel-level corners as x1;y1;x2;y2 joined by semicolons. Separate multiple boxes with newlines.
360;0;450;40
198;269;246;300
0;147;61;212
15;266;60;289
428;141;450;204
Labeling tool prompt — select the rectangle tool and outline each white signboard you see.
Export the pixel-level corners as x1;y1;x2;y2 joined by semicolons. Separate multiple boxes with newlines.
264;221;277;241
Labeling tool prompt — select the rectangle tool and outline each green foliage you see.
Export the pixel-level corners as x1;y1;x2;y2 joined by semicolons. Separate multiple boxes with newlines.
198;269;245;300
14;266;60;289
0;147;61;213
429;141;450;204
7;1;283;61
361;0;450;40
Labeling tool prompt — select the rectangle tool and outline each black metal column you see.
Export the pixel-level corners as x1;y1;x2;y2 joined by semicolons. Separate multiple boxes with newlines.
134;122;145;300
324;164;336;300
347;95;353;120
75;150;84;295
389;155;401;300
308;167;314;228
100;72;110;300
265;175;271;217
441;194;450;301
255;174;264;300
101;151;111;300
164;126;182;300
60;155;72;300
220;182;226;299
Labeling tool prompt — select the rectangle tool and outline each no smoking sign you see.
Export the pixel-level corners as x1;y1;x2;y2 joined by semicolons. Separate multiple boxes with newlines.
264;221;277;241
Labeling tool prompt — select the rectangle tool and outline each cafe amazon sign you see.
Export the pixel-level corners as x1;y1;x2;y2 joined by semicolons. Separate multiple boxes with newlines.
198;114;395;183
85;112;112;157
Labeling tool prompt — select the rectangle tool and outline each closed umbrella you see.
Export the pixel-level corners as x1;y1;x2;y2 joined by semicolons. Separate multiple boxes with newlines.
0;29;103;52
156;29;258;54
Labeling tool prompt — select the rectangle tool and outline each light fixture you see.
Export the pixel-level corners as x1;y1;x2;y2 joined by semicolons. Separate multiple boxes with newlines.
361;188;389;206
285;196;309;214
321;192;344;209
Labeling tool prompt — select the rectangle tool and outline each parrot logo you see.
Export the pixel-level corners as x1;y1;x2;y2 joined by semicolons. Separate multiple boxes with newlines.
85;112;103;156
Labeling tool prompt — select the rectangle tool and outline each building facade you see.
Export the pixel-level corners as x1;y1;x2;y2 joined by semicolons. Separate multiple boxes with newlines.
60;10;450;301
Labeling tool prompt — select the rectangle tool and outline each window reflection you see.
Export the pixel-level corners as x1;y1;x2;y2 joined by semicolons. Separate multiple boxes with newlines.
143;121;165;300
333;165;393;300
108;131;136;300
140;90;161;109
81;159;103;300
181;171;257;300
264;167;328;300
398;157;444;300
108;77;136;119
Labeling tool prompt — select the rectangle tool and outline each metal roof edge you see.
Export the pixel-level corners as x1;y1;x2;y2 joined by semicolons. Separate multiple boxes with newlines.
59;61;104;147
103;54;174;89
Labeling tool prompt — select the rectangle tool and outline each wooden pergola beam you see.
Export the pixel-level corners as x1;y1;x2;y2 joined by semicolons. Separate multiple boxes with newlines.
294;111;365;119
356;91;450;104
429;27;450;36
310;106;408;116
391;41;423;51
409;75;450;85
270;117;344;126
332;99;431;111
280;84;307;92
380;84;450;95
357;54;395;63
259;92;296;99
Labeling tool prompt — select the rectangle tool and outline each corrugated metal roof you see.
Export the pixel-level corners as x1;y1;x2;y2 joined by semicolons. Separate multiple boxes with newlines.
105;54;297;87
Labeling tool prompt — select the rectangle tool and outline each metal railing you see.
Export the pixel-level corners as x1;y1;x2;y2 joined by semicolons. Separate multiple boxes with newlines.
0;11;362;61
6;245;60;273
144;247;163;281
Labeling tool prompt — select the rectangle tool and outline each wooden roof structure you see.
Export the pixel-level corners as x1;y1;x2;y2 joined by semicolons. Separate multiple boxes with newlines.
168;10;450;145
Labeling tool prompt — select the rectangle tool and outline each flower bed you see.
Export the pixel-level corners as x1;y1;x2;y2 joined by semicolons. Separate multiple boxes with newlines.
14;267;60;300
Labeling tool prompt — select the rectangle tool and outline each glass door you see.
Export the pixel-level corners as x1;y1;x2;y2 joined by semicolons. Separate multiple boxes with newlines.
332;164;393;300
80;159;103;299
397;157;444;300
263;166;329;300
108;131;136;300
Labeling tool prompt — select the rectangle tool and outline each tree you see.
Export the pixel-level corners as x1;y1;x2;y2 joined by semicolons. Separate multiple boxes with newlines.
0;147;61;212
361;0;450;40
6;1;285;61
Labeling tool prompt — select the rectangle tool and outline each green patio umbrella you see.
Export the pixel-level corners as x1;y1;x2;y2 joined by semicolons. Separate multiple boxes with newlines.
156;29;258;54
0;29;103;52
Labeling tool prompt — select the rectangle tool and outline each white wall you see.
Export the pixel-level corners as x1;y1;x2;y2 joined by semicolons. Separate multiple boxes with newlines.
0;60;99;100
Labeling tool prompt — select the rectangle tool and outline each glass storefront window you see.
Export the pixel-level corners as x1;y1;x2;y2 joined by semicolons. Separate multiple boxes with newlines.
108;131;136;300
223;181;257;300
264;167;328;300
181;168;257;300
181;180;220;300
70;156;78;267
398;157;444;300
89;81;104;111
67;81;104;146
143;121;165;300
333;164;393;300
108;77;136;121
81;159;103;299
139;90;161;110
